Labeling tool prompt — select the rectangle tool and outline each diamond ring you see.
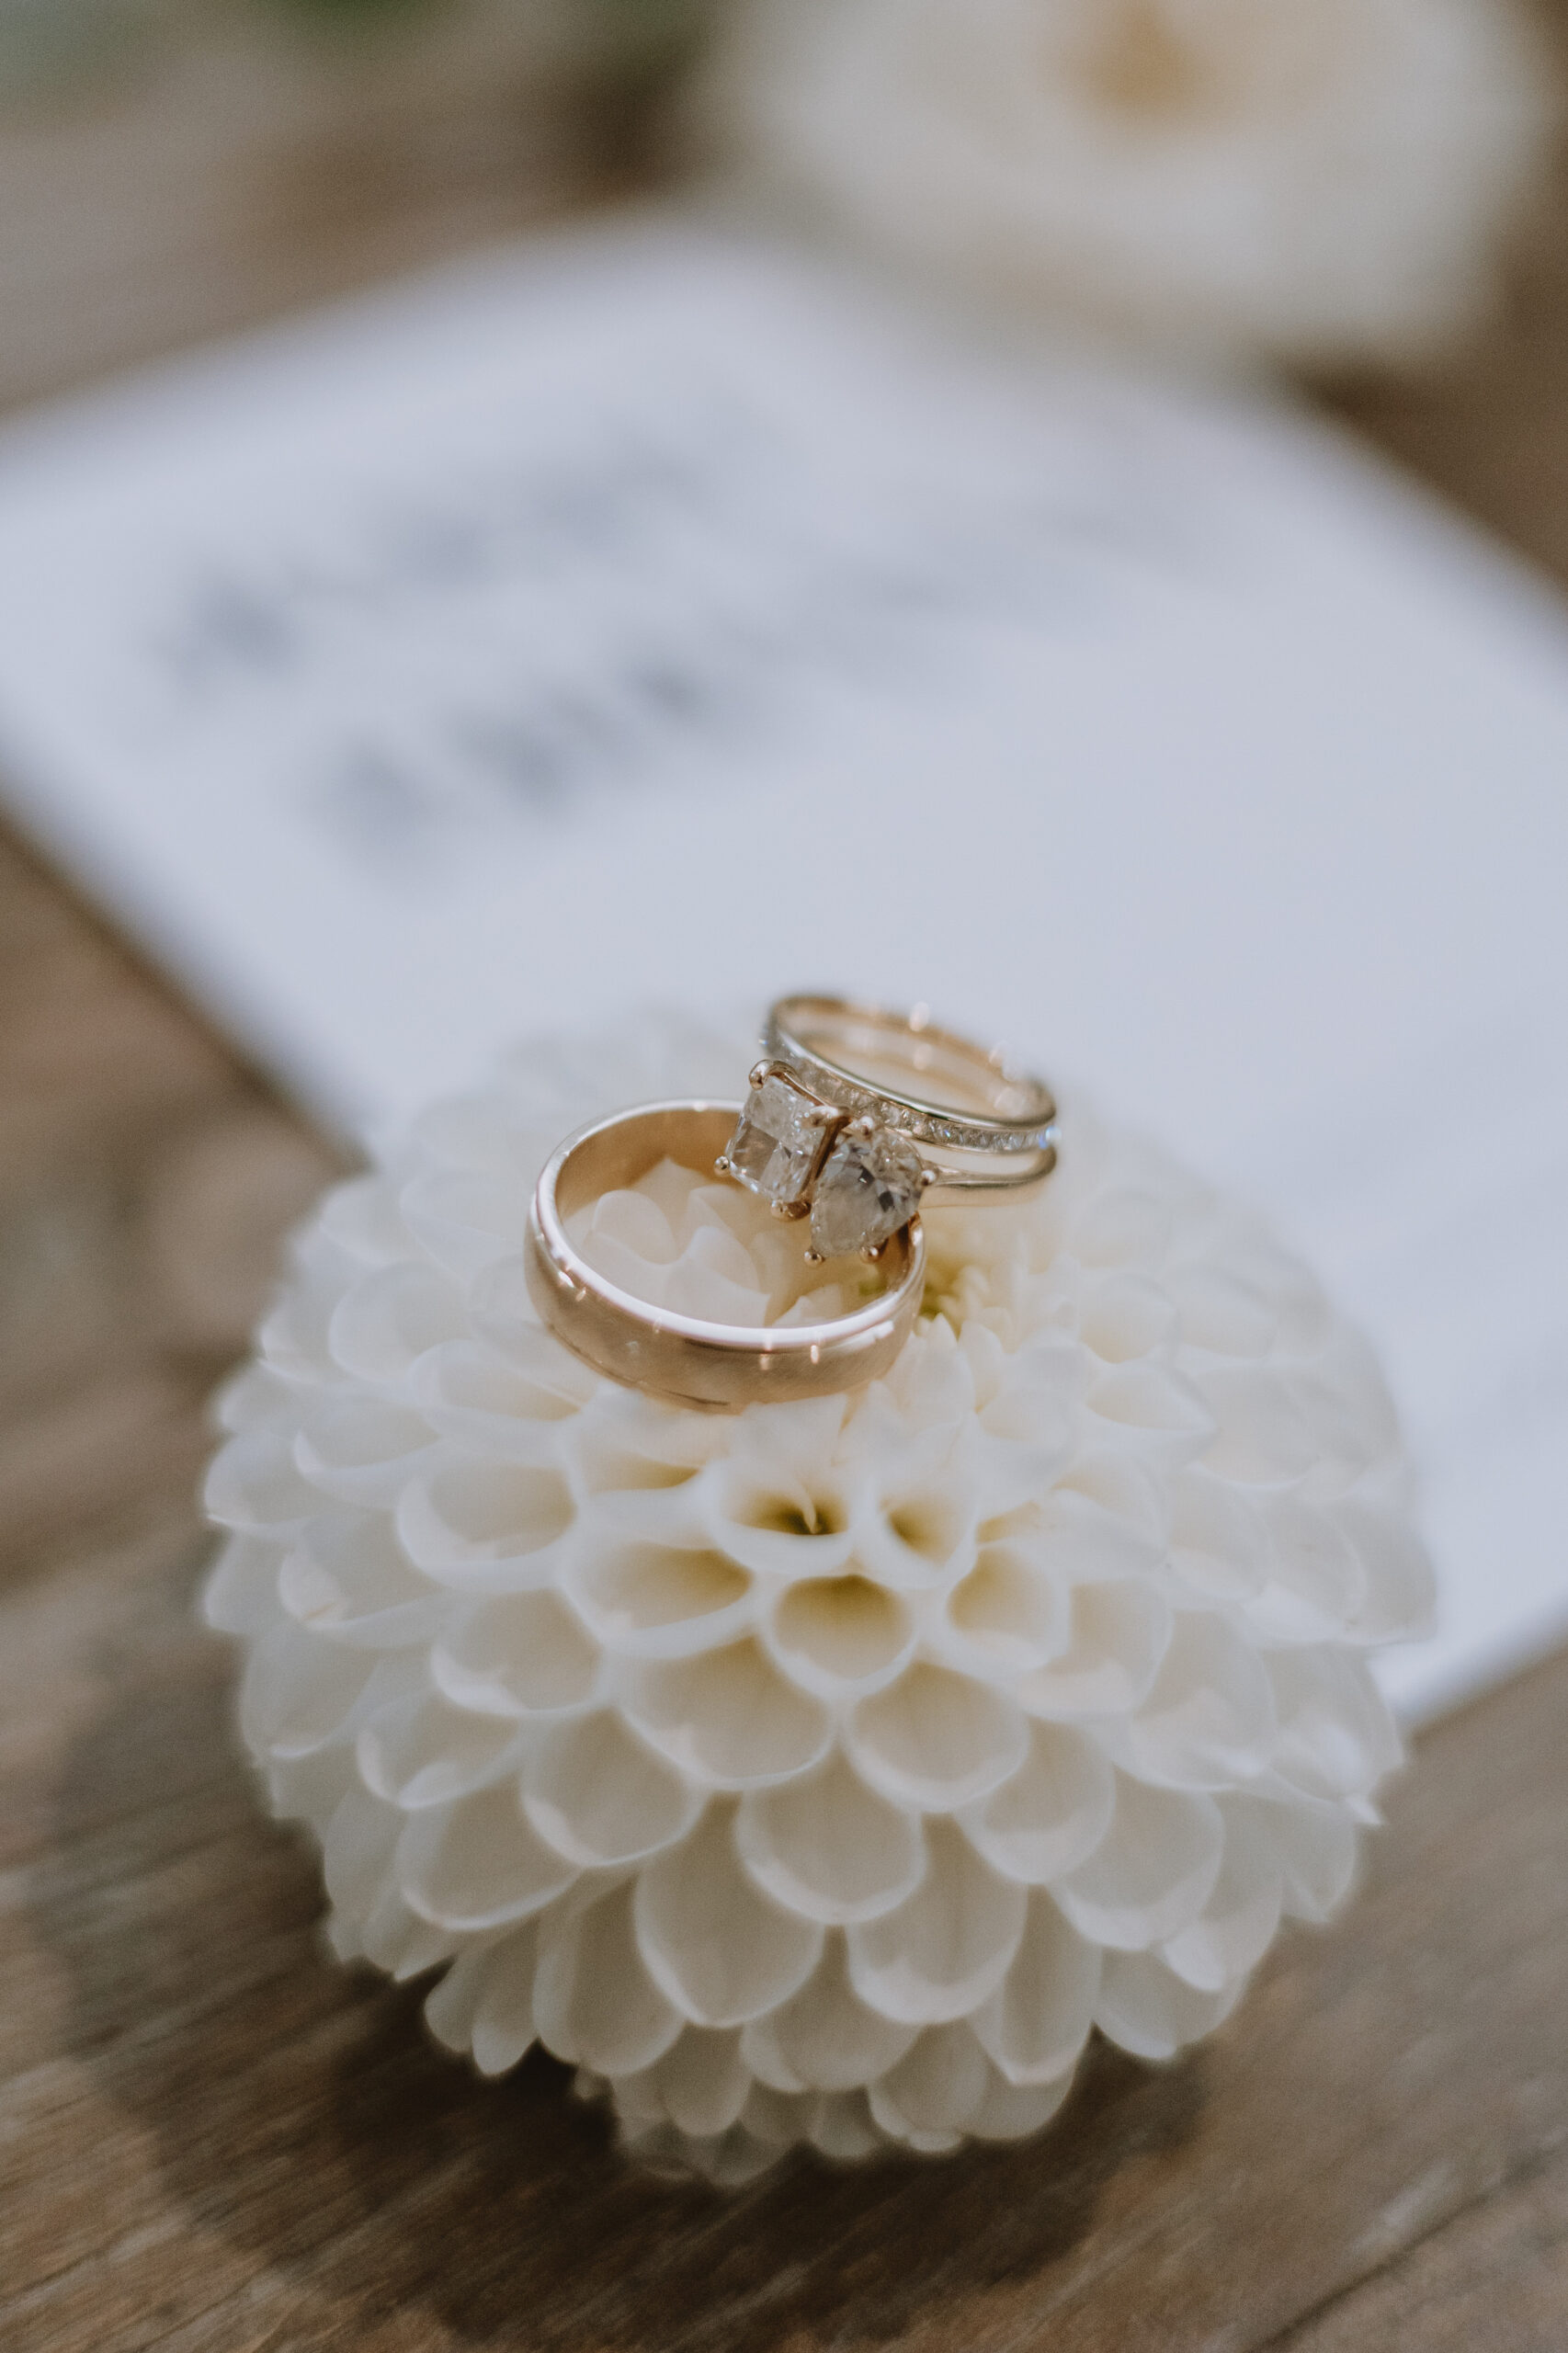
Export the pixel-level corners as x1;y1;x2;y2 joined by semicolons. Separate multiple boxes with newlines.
526;1100;926;1411
717;995;1058;1265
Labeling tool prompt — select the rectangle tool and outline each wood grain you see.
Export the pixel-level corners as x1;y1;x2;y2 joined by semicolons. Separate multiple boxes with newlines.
6;15;1568;2343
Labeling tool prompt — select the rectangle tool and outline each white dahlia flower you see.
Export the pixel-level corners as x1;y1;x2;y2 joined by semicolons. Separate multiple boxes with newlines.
204;1012;1433;2184
690;0;1554;369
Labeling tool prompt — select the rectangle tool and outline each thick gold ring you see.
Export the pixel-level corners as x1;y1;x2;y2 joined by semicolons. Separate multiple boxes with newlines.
525;1101;926;1413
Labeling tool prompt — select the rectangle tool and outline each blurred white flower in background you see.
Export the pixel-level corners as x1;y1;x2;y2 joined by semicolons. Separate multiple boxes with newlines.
692;0;1557;369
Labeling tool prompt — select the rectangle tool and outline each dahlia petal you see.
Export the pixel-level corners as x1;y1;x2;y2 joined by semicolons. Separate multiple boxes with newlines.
204;1533;286;1636
395;1455;574;1586
761;1936;918;2091
624;1640;832;1789
943;1542;1069;1672
962;1722;1115;1884
1250;1495;1367;1641
1054;1776;1223;1949
870;2023;989;2139
1017;1580;1172;1720
238;1622;392;1759
525;1711;702;1867
1073;1188;1174;1267
1165;1266;1278;1358
808;2092;882;2162
399;1169;532;1282
397;1780;574;1931
765;1574;915;1695
327;1263;466;1386
1332;1499;1437;1644
735;1750;926;1925
1095;1951;1243;2062
1122;1609;1277;1789
1270;1797;1361;1922
412;1339;582;1462
1160;1800;1285;1992
534;1881;684;2076
1198;1368;1320;1483
848;1664;1028;1811
317;1174;417;1266
1080;1271;1178;1363
1168;1470;1270;1606
430;1591;598;1718
966;2064;1074;2144
568;1540;754;1659
653;2029;751;2138
1087;1363;1216;1464
847;1819;1025;2025
424;1944;494;2055
321;1783;402;1920
636;1805;823;2029
358;1688;525;1810
704;1466;857;1579
971;1891;1100;2084
278;1516;441;1648
469;1925;542;2075
1267;1648;1403;1802
206;1428;320;1533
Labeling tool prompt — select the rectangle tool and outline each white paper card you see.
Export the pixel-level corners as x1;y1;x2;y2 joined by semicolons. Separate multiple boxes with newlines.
0;213;1563;1724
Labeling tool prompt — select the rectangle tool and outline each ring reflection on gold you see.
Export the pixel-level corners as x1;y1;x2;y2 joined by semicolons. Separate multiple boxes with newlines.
525;1100;926;1413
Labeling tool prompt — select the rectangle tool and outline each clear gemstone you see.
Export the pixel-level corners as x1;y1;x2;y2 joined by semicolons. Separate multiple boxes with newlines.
810;1126;925;1258
725;1073;830;1207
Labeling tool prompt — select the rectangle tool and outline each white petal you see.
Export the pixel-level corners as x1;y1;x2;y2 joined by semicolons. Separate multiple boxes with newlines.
204;1533;285;1635
400;1169;531;1282
971;1892;1100;2085
1332;1500;1437;1644
396;1779;575;1931
278;1515;440;1647
1267;1648;1402;1802
847;1819;1025;2025
1086;1363;1216;1464
424;1943;494;2055
327;1263;466;1385
870;2024;989;2139
760;1935;917;2091
322;1782;402;1920
569;1540;754;1659
1122;1610;1277;1789
525;1711;701;1867
765;1573;915;1696
238;1622;389;1759
205;1428;319;1533
430;1591;598;1718
966;2064;1074;2144
855;1481;976;1591
1166;1266;1278;1358
1017;1580;1171;1720
624;1639;832;1789
1250;1495;1367;1641
704;1466;856;1579
1080;1272;1177;1362
395;1455;574;1585
1168;1471;1269;1606
809;2093;881;2161
1198;1368;1319;1483
1095;1951;1243;2062
535;1881;684;2076
1073;1188;1174;1267
358;1688;523;1810
636;1804;823;2028
465;1927;541;2075
848;1664;1028;1812
653;2029;751;2137
1271;1798;1360;1923
1161;1799;1285;1992
962;1722;1115;1884
1055;1775;1223;1949
412;1338;580;1462
735;1750;926;1925
943;1543;1069;1673
294;1397;437;1507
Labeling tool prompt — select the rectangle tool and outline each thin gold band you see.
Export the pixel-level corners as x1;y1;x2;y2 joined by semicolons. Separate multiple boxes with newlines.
525;1100;926;1413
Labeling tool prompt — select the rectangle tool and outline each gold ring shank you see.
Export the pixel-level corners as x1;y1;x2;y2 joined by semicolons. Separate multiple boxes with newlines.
766;995;1058;1202
526;1100;926;1412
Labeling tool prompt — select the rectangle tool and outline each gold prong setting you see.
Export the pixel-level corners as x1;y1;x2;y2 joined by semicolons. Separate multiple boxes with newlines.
720;1060;930;1266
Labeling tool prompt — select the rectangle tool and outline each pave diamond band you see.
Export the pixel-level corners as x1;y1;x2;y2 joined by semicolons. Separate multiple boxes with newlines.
763;995;1058;1201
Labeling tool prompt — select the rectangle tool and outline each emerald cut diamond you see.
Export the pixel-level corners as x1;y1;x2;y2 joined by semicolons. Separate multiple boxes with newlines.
811;1126;926;1259
723;1070;835;1209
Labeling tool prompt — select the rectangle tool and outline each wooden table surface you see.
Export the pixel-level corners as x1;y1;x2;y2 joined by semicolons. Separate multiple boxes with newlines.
5;36;1568;2350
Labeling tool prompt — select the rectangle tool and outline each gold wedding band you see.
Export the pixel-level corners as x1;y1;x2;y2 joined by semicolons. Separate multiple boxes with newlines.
525;1101;926;1413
